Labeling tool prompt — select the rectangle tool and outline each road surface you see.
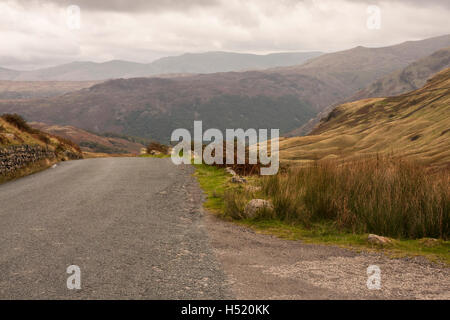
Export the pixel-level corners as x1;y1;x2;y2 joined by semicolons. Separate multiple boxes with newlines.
0;157;230;299
0;157;448;299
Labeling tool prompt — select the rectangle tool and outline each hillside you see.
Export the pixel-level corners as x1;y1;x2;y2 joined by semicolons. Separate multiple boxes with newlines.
1;51;323;81
352;47;450;100
286;43;450;137
0;80;99;99
30;122;145;154
0;35;449;142
278;68;450;169
0;114;82;160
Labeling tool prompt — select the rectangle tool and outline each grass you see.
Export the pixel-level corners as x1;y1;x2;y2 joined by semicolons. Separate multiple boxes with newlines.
193;160;450;265
139;153;170;159
258;157;449;239
194;163;229;212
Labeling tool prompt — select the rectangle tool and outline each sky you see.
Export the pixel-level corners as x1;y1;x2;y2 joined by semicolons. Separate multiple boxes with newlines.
1;0;449;70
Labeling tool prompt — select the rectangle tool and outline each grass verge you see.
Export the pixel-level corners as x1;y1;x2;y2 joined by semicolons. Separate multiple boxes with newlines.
139;154;171;159
193;162;450;265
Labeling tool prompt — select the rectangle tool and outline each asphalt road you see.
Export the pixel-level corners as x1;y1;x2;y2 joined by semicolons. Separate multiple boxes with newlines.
0;157;231;299
1;157;449;300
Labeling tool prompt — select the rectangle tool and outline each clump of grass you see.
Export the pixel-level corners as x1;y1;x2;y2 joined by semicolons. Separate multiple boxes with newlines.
259;156;449;239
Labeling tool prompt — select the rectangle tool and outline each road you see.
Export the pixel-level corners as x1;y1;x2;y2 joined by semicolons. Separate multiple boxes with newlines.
0;157;448;299
0;157;230;299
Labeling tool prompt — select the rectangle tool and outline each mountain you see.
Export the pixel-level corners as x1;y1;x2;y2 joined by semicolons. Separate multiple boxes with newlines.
279;68;450;169
30;123;146;154
352;47;450;100
278;34;450;99
0;73;319;141
0;67;20;81
130;51;323;77
0;80;99;99
0;35;449;142
286;39;450;137
0;51;323;81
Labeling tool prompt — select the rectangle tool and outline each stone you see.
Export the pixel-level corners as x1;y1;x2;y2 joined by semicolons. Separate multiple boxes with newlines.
225;167;237;176
367;234;392;245
245;185;262;193
243;199;274;218
231;176;246;184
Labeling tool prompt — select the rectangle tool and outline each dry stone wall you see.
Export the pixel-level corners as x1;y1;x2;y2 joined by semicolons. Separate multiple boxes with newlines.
0;145;56;175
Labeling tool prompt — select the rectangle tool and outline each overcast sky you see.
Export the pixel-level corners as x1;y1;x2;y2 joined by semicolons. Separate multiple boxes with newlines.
1;0;449;70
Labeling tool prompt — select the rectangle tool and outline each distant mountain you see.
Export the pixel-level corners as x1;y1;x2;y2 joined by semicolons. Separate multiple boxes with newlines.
285;35;450;136
130;51;323;77
0;35;449;142
0;67;20;81
0;51;323;81
352;47;450;100
0;80;99;99
279;67;450;169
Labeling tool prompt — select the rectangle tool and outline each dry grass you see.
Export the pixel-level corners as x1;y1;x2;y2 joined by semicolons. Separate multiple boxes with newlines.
255;156;449;239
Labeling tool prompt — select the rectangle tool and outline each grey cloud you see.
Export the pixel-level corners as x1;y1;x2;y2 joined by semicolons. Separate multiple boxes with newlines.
14;0;220;12
345;0;450;9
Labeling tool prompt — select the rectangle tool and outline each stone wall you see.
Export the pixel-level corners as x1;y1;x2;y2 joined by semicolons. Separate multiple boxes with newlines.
0;145;57;176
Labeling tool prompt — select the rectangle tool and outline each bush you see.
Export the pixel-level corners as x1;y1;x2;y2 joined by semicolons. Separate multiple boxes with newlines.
258;156;449;239
147;141;169;154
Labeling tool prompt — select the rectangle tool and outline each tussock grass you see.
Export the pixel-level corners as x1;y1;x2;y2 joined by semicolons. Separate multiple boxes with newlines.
257;156;449;239
195;160;450;263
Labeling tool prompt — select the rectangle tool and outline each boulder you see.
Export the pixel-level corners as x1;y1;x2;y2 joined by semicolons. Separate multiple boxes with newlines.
243;199;274;218
367;234;392;245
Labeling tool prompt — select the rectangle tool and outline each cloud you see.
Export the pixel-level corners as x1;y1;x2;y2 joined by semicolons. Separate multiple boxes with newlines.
1;0;449;69
15;0;221;13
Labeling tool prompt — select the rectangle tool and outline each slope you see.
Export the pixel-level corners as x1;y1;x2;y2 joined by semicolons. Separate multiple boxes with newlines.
279;68;450;169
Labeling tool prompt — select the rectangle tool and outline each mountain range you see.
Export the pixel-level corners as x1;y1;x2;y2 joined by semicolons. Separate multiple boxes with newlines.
0;35;449;142
0;51;323;81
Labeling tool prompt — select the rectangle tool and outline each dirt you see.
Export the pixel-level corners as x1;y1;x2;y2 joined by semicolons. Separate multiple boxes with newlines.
204;213;450;300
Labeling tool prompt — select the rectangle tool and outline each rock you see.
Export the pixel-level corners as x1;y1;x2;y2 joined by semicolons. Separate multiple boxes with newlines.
367;234;392;245
231;176;246;184
245;185;262;193
225;167;237;176
243;199;274;218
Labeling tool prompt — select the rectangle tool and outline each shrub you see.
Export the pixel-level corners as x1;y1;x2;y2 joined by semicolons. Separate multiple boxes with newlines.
147;141;169;154
258;156;449;239
1;113;35;133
